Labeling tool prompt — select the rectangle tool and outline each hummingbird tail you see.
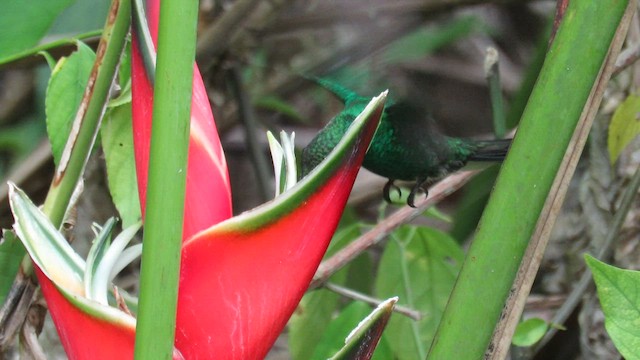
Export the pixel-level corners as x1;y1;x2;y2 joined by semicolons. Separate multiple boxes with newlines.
468;139;511;161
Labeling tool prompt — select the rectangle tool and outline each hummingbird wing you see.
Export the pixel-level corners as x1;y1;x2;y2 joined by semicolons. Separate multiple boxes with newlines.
364;101;456;180
384;101;449;150
383;102;511;175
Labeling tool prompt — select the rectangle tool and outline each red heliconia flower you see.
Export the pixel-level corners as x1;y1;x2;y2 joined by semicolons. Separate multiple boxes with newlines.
175;95;384;359
131;0;232;241
10;91;384;360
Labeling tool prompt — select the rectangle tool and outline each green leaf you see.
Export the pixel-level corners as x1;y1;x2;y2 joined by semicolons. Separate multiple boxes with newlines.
109;40;132;108
47;0;110;34
344;243;375;295
289;288;342;360
118;41;132;87
586;255;640;360
375;225;464;360
108;81;131;108
422;206;452;223
328;299;397;360
608;94;640;164
512;318;549;347
288;224;363;360
45;41;96;167
101;103;142;228
0;230;26;305
311;301;371;359
0;0;75;59
450;165;500;242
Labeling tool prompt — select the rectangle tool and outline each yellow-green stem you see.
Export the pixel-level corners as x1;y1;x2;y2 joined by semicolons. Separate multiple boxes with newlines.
42;0;130;230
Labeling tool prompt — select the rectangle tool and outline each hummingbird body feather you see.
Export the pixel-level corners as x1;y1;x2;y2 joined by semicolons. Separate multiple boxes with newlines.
301;77;510;204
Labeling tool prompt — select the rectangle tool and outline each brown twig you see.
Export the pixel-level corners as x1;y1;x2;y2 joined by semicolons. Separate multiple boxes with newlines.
612;41;640;76
0;271;37;352
310;170;480;290
19;293;47;360
324;282;423;321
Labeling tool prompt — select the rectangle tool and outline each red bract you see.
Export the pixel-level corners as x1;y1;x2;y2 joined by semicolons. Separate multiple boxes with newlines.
37;267;185;360
175;101;382;359
131;0;232;241
35;269;138;360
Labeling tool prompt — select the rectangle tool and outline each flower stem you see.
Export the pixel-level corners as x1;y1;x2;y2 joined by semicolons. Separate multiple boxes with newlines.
42;0;130;228
133;0;199;358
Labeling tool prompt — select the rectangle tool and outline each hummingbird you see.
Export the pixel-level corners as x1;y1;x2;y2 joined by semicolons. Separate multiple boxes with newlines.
301;77;510;207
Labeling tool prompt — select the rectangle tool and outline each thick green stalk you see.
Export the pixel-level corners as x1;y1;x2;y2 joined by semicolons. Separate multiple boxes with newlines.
133;0;198;358
41;0;130;228
427;1;630;358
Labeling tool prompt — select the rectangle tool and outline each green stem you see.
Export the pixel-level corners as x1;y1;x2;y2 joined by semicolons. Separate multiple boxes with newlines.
41;0;130;229
426;1;631;358
133;0;198;358
484;47;506;139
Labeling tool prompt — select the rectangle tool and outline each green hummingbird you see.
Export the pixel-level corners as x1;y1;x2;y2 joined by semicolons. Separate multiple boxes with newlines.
301;77;510;207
